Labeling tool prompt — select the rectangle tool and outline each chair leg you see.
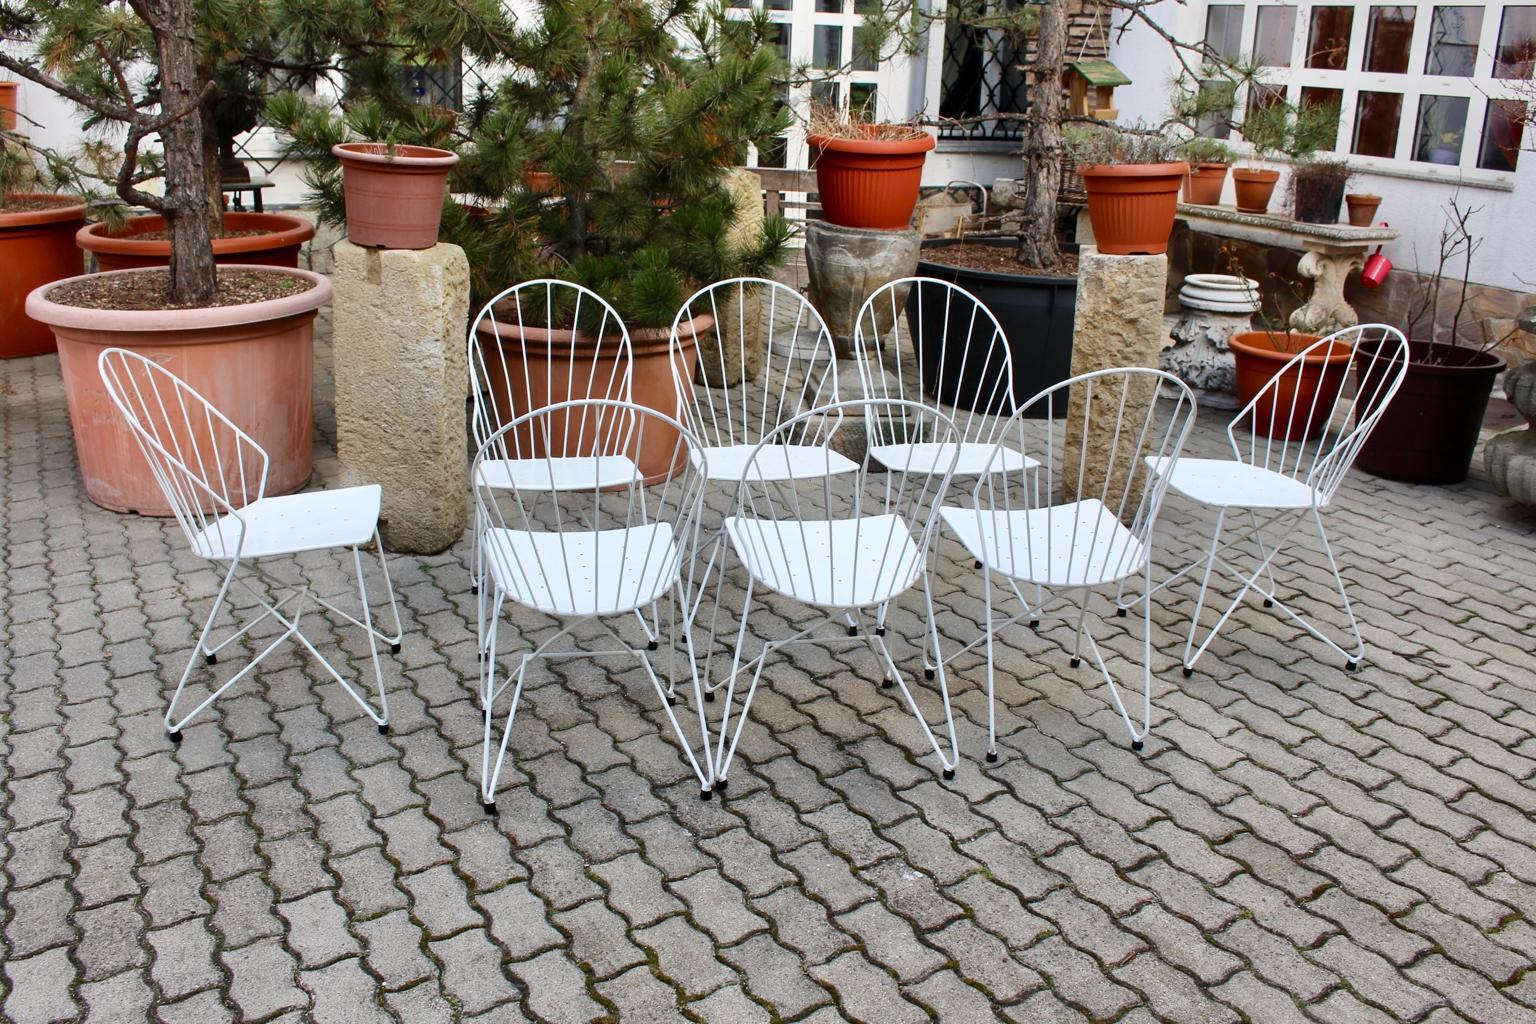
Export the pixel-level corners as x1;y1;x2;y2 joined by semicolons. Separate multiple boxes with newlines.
876;573;957;779
1069;585;1091;668
1260;508;1366;669
481;614;527;813
1181;508;1229;675
349;541;391;732
712;579;758;788
166;559;241;737
632;583;714;797
983;567;998;762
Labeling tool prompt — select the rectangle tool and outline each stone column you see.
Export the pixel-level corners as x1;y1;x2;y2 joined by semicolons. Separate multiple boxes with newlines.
332;240;471;554
1063;247;1169;503
1289;241;1366;334
1160;274;1261;410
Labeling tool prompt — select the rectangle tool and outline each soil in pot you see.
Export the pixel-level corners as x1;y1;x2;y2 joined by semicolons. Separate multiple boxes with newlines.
807;130;936;230
1183;163;1229;206
1232;168;1280;214
78;212;315;271
1228;329;1351;441
1;193;87;358
1354;341;1504;484
1079;162;1188;256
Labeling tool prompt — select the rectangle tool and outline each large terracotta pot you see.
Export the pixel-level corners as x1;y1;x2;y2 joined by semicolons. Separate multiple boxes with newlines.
1;194;87;358
1079;162;1189;255
1355;341;1503;484
78;212;315;271
1232;168;1280;214
1182;162;1229;205
807;131;936;230
26;265;330;515
1228;330;1352;441
0;81;17;131
333;142;459;249
475;313;706;482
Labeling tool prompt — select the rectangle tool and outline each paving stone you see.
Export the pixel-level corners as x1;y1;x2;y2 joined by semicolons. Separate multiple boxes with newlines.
357;910;436;991
721;933;834;1017
222;938;307;1020
1114;952;1241;1024
429;928;522;1016
810;952;929;1024
78;968;156;1024
3;947;80;1024
594;965;686;1023
299;959;394;1024
511;948;606;1023
635;915;737;997
1018;936;1140;1021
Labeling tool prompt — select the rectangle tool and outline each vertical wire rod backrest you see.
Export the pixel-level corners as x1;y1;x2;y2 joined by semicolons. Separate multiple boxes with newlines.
468;280;634;462
853;277;1016;452
669;278;840;452
732;398;961;608
98;347;269;559
977;368;1197;587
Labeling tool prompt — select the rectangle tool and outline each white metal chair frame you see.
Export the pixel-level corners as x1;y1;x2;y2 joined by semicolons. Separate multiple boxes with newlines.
98;348;403;740
473;400;716;810
711;398;964;791
938;368;1197;757
1125;324;1411;675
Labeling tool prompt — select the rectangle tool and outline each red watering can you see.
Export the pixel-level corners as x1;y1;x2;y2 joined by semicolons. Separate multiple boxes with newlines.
1361;223;1391;288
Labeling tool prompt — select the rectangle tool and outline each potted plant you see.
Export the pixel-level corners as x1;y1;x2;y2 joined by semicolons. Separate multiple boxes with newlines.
1345;193;1382;227
1234;99;1340;215
1179;138;1235;205
1291;157;1352;224
0;142;86;359
806;104;936;230
332;140;460;249
1068;123;1188;255
1355;200;1509;484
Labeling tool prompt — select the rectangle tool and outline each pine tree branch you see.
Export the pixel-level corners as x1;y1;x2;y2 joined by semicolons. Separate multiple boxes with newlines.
0;52;144;125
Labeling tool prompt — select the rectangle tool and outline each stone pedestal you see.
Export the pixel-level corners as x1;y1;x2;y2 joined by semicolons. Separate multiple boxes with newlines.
804;221;921;358
333;240;470;554
1064;247;1169;503
697;170;771;387
1487;359;1536;507
1160;274;1261;410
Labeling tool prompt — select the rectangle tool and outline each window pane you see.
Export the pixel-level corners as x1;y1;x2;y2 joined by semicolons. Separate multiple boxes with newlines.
1413;94;1470;162
1255;6;1298;65
1426;7;1484;75
813;25;842;69
848;82;877;114
811;80;840;108
1352;90;1403;156
1307;6;1354;68
770;23;792;61
1365;7;1415;72
815;0;842;12
1479;99;1526;170
852;24;879;71
1197;80;1235;139
1205;5;1245;61
1247;82;1287;119
1301;86;1344;150
1496;6;1536;78
766;0;791;10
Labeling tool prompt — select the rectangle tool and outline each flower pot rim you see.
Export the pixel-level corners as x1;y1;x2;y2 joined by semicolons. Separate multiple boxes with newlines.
1232;166;1281;180
77;212;316;257
1346;193;1383;201
806;131;936;156
917;239;1080;287
1392;341;1506;375
1228;330;1348;364
332;141;461;168
1190;162;1231;173
1077;161;1190;178
478;311;714;353
0;193;89;229
26;264;332;333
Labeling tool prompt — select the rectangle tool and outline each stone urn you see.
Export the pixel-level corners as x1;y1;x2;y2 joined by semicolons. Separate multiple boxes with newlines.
1159;273;1261;409
1487;357;1536;507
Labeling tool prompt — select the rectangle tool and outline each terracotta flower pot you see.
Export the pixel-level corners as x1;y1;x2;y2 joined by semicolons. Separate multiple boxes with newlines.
807;131;936;230
475;313;707;483
1232;168;1281;214
1078;162;1189;255
1;194;87;358
26;265;331;515
0;81;17;131
1354;340;1503;484
333;142;459;249
1182;162;1230;206
1229;330;1351;441
78;212;315;272
1345;193;1382;227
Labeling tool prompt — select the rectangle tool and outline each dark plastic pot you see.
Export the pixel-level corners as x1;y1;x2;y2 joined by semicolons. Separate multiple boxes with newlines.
915;239;1077;418
1355;341;1504;484
1293;173;1348;224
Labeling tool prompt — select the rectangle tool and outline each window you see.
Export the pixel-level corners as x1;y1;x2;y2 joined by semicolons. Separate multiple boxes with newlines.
1206;5;1246;59
1365;7;1416;71
1495;6;1536;76
1353;91;1403;156
1479;98;1526;169
938;3;1030;141
1255;6;1298;64
1413;94;1471;161
1307;6;1354;68
1426;7;1483;74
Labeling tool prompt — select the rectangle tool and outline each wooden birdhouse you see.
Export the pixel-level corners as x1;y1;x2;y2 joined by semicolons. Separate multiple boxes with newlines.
1066;60;1130;122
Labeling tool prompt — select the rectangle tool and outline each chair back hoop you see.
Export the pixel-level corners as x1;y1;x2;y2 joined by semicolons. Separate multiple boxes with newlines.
975;367;1197;586
468;279;634;459
1229;324;1409;503
853;277;1016;453
670;277;841;453
471;399;708;617
97;347;266;559
731;398;961;608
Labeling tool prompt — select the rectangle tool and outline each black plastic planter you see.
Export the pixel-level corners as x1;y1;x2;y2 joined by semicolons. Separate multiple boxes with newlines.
914;239;1077;418
1355;341;1504;484
1292;174;1347;224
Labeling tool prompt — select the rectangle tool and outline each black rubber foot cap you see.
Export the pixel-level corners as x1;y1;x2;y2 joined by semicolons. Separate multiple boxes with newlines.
1116;607;1128;618
1263;598;1274;608
985;751;998;763
1133;739;1145;751
882;679;894;690
391;642;401;654
378;724;390;735
1029;619;1040;628
715;778;729;791
700;788;713;801
1346;660;1359;672
924;668;935;681
204;652;217;665
648;640;659;651
704;691;715;703
974;560;982;569
876;626;886;637
667;695;679;707
1182;666;1194;678
847;625;858;637
168;729;183;744
1070;657;1081;669
470;584;479;595
942;768;956;781
482;801;496;815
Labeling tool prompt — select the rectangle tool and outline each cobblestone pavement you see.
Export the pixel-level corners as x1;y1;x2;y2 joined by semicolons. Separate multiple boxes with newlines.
3;317;1536;1024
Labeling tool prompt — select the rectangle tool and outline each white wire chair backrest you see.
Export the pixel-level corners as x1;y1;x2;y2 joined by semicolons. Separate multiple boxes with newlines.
468;279;633;459
471;400;708;616
974;368;1198;586
730;398;961;607
1229;324;1409;504
853;277;1016;450
98;348;267;560
670;277;841;453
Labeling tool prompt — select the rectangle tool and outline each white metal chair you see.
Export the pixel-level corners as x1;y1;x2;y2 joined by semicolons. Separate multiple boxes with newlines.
669;278;853;687
98;348;403;740
1129;324;1410;676
711;398;964;790
939;368;1197;758
473;399;715;810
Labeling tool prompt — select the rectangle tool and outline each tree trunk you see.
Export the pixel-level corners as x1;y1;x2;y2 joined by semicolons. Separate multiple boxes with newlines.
154;0;217;305
1015;0;1065;271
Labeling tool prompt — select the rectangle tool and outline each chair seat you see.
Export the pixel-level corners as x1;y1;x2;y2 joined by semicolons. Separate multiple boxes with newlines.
724;514;922;608
940;499;1146;587
1149;457;1317;510
483;523;679;617
870;441;1039;477
476;455;642;493
193;486;382;560
693;443;858;483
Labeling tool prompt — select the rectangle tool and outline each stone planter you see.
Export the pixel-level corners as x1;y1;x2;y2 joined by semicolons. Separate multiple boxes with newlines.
804;221;921;358
1487;359;1536;506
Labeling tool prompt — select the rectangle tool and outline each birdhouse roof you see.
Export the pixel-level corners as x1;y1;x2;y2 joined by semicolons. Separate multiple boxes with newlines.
1068;59;1131;87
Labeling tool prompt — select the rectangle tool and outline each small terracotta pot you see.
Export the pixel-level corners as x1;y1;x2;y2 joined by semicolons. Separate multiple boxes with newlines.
807;131;936;230
26;265;331;515
1182;162;1230;206
333;142;459;249
1345;193;1382;227
1;194;87;358
0;81;17;131
1079;162;1189;255
476;313;707;483
1229;330;1351;441
78;212;315;272
1232;168;1281;214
